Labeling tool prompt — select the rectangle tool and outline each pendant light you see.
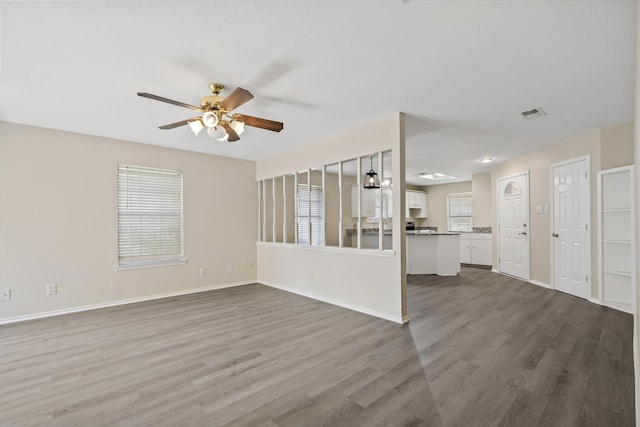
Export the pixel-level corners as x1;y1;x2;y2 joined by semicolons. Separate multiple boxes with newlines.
363;156;380;189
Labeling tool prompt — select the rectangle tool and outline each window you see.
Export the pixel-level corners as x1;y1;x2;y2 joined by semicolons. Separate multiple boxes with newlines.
296;184;324;245
504;182;521;196
447;192;472;232
117;164;185;269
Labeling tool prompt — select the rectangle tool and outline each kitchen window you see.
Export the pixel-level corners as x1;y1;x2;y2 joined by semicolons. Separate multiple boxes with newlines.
297;184;324;245
116;164;186;270
447;192;472;232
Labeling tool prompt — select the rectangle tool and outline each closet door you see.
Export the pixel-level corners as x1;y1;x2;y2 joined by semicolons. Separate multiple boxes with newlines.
598;165;635;313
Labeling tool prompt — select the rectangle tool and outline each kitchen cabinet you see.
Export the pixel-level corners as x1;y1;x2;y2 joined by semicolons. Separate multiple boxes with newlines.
460;233;492;266
352;186;392;218
381;188;392;218
406;190;428;219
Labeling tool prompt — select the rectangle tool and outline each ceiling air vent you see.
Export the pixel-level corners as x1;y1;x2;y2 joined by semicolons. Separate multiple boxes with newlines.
521;107;546;120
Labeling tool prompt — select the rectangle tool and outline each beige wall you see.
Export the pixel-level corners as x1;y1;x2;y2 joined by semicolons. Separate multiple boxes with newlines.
491;121;634;294
415;181;472;231
602;121;634;170
472;173;492;227
0;122;258;321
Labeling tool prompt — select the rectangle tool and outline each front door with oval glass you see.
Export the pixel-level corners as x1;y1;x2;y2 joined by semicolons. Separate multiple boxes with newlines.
498;172;530;280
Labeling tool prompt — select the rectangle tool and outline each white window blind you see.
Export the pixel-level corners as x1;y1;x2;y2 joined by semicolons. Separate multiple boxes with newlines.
297;184;324;245
447;192;473;232
117;164;184;267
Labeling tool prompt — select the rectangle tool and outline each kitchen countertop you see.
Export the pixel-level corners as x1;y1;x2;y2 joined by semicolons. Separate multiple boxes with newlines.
346;229;460;236
345;229;392;236
407;231;460;236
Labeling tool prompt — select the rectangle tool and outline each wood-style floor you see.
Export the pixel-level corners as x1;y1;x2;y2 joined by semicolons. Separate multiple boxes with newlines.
0;267;635;426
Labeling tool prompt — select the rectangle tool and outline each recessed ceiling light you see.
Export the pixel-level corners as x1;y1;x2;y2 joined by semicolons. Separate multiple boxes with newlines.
479;157;494;163
419;172;457;180
521;107;546;120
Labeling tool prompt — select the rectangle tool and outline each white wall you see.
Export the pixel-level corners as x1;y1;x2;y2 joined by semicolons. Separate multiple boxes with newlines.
256;114;408;324
0;122;258;322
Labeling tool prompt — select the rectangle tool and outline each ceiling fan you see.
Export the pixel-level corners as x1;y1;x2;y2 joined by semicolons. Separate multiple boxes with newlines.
137;83;284;142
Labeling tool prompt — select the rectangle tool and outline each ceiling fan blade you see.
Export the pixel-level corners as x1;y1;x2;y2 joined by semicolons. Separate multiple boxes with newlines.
219;87;254;111
235;114;284;132
158;119;190;129
220;122;240;142
138;92;202;111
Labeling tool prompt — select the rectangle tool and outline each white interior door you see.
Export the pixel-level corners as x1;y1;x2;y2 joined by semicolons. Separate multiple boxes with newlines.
498;172;530;280
552;158;590;299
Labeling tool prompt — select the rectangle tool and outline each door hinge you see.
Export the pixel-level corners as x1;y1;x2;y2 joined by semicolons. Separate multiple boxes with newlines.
584;172;588;179
586;275;589;282
585;224;588;231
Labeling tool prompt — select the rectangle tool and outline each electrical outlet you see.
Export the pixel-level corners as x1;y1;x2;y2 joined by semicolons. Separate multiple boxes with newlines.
227;264;233;273
200;268;207;277
0;289;10;301
248;261;255;270
46;284;57;295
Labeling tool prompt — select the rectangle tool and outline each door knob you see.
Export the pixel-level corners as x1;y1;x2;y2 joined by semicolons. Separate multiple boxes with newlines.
552;233;559;238
519;232;527;236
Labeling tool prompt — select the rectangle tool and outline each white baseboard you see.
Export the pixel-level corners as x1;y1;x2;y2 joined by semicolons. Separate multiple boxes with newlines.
589;297;634;314
258;280;406;325
529;279;552;289
0;280;254;325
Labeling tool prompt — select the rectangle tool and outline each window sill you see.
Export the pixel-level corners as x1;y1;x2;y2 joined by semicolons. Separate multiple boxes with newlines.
114;258;188;271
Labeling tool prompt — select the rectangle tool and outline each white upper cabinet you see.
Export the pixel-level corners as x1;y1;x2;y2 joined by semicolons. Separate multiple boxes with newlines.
406;190;428;218
351;185;393;218
351;185;376;217
382;188;393;218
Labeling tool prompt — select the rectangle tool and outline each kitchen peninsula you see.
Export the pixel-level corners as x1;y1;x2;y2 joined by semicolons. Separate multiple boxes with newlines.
346;228;461;276
406;231;460;276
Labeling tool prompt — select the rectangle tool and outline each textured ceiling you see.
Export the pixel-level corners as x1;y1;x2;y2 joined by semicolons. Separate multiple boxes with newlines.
0;0;635;185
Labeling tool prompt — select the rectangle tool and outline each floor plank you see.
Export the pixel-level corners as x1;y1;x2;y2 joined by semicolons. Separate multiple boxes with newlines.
0;267;634;426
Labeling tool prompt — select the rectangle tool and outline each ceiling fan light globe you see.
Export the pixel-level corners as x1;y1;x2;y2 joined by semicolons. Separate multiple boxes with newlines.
230;120;245;135
187;118;205;135
202;111;219;128
207;126;228;141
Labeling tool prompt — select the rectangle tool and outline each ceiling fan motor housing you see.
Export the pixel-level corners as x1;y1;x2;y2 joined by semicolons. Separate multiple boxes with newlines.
200;95;225;111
